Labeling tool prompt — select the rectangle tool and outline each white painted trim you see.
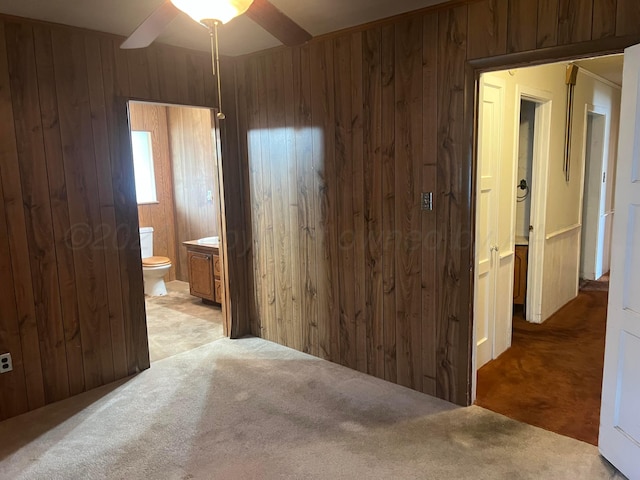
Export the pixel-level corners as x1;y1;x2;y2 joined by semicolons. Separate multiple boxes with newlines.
546;223;582;240
580;103;612;281
518;86;554;324
472;74;507;403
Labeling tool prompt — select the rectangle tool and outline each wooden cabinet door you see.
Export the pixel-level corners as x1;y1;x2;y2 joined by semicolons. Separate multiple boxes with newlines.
513;245;528;305
188;251;215;301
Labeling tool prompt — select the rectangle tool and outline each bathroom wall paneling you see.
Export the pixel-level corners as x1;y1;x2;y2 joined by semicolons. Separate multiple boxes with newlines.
0;14;255;421
130;102;178;282
167;105;220;282
231;0;640;406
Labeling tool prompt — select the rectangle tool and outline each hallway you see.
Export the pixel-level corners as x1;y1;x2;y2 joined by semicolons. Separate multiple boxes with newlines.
476;279;608;445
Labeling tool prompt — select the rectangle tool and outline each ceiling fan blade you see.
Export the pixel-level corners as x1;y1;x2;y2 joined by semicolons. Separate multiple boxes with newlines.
121;1;181;49
245;0;312;47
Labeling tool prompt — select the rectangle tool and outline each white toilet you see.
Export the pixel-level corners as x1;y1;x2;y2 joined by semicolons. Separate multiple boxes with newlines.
139;227;172;296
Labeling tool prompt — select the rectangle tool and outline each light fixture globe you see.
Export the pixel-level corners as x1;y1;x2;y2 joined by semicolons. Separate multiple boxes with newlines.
170;0;254;24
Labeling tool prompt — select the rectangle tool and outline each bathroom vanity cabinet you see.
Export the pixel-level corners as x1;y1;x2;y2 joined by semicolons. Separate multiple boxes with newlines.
514;242;528;306
183;241;223;304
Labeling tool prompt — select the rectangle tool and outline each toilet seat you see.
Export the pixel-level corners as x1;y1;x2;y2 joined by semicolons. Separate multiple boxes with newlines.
142;256;171;267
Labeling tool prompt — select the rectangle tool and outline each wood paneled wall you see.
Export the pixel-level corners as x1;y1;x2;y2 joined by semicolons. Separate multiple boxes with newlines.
167;106;219;282
130;102;178;281
231;0;640;405
0;15;251;421
2;0;639;420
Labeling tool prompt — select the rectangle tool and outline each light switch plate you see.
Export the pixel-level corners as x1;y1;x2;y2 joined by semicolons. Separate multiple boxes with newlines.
421;192;433;211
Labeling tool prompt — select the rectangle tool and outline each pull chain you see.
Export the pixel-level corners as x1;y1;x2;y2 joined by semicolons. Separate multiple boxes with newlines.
209;21;225;120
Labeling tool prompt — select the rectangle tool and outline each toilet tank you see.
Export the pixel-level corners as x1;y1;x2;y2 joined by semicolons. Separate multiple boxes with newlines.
139;227;154;259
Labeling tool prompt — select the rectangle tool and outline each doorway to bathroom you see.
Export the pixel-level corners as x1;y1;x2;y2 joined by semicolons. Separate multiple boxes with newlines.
128;100;228;363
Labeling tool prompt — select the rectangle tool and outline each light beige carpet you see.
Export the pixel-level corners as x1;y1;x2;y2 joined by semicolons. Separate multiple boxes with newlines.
0;337;624;480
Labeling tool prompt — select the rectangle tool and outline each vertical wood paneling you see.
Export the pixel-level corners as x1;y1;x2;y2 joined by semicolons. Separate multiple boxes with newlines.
244;57;265;339
334;34;356;367
350;32;366;374
592;0;617;39
394;17;423;390
421;12;439;397
558;0;593;44
51;28;115;390
362;28;385;378
167;106;219;281
467;0;508;60
185;53;206;106
0;161;29;419
283;50;302;351
218;58;252;339
32;25;86;395
5;0;640;420
157;47;180;105
257;55;277;342
310;41;338;360
84;35;129;381
537;0;560;47
507;0;539;53
293;45;318;357
1;15;226;420
99;37;140;376
437;5;468;403
127;48;160;100
616;0;640;37
6;22;70;403
381;25;397;382
266;51;293;348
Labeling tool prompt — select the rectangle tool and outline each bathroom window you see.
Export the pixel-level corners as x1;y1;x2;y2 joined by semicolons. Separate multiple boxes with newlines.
131;130;158;204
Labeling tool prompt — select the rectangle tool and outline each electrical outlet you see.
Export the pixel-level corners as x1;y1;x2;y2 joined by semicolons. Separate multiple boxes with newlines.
0;353;13;374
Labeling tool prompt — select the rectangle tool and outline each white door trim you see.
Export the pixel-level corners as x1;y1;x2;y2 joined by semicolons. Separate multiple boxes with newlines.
518;86;554;324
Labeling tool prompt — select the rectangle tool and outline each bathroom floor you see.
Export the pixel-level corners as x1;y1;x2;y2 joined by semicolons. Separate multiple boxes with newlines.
145;281;225;363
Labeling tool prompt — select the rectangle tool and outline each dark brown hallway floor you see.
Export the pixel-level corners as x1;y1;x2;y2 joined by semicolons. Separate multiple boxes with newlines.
476;285;608;445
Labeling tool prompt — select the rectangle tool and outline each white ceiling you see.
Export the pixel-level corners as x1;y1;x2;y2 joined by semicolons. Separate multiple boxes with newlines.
0;0;450;56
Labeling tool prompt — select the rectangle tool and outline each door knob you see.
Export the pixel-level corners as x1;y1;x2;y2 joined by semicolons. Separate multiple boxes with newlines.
491;244;500;252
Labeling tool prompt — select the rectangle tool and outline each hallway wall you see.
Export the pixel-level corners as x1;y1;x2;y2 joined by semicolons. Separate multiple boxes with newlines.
488;63;621;323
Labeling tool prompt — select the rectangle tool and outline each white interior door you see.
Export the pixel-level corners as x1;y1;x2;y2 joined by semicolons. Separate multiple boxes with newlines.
581;111;607;280
599;42;640;478
475;75;508;370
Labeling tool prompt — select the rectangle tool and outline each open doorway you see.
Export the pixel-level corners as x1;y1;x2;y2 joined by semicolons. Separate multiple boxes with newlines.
473;55;623;446
128;101;228;363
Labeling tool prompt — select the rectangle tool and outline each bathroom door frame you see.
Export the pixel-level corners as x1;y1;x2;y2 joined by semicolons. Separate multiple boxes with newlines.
516;87;553;325
123;99;237;338
210;109;232;336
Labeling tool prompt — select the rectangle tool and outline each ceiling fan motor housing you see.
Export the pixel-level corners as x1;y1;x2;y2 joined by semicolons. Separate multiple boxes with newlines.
170;0;254;25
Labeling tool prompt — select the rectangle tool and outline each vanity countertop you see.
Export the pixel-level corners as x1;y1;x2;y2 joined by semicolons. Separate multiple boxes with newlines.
183;240;220;249
515;235;529;246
